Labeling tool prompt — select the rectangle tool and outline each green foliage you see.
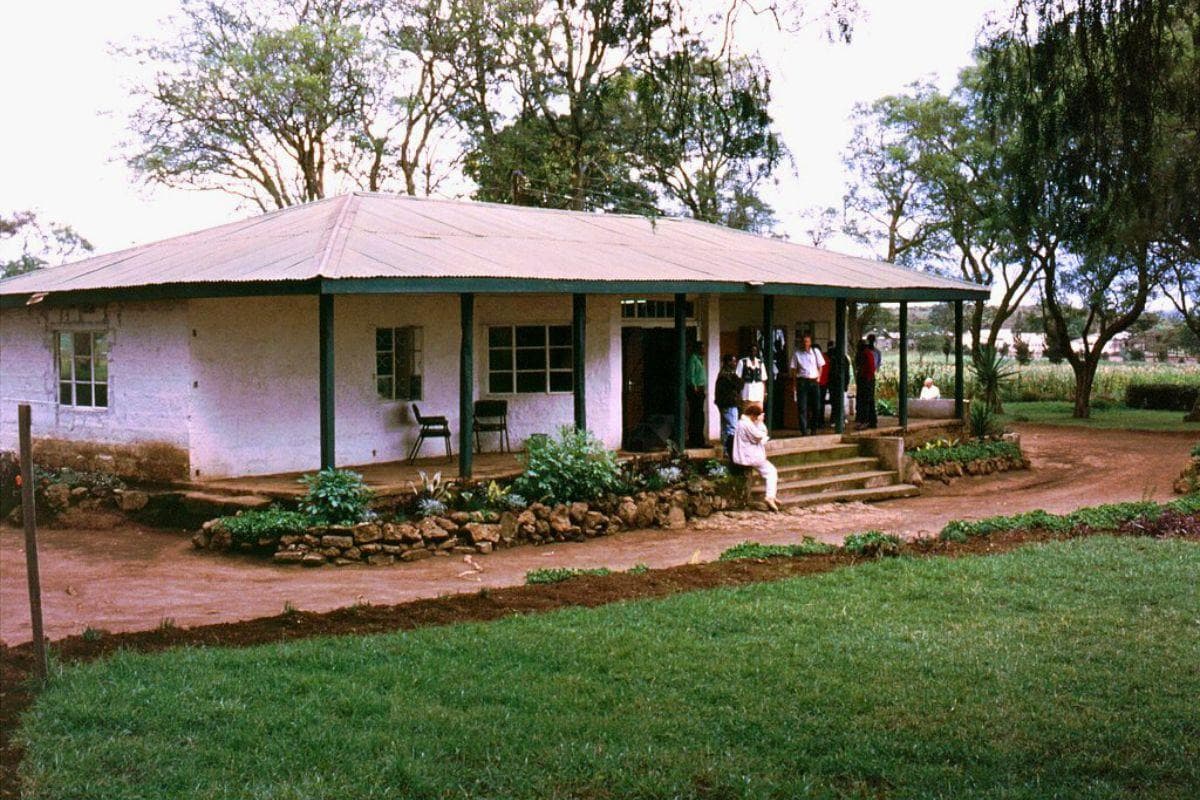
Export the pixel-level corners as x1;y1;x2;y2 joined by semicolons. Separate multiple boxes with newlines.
298;468;373;525
938;499;1185;541
718;538;837;561
81;627;106;643
909;439;1022;467
875;397;897;417
525;567;612;585
971;346;1018;412
1;209;93;278
967;401;1003;439
514;427;621;505
220;506;310;548
627;563;650;575
999;400;1200;431
842;530;903;558
1191;442;1200;458
1124;382;1200;412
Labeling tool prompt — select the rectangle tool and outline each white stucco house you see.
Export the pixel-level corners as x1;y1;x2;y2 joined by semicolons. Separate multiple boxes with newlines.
0;193;986;482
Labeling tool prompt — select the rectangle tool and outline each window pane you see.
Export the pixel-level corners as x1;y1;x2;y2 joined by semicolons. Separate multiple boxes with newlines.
515;349;546;370
58;331;73;357
94;360;108;382
549;371;574;392
548;326;570;346
376;328;393;351
489;372;513;394
59;383;72;405
94;385;108;408
515;325;545;347
93;334;109;356
376;353;393;376
73;332;92;356
549;347;572;370
516;371;546;393
58;354;72;381
488;327;512;347
488;348;512;371
76;384;93;407
407;375;422;401
377;376;394;399
75;357;92;382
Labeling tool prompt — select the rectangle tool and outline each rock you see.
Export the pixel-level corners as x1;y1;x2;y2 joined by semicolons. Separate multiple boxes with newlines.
342;546;362;560
359;543;382;554
435;516;459;532
569;501;589;524
466;522;501;544
321;547;342;558
516;509;537;532
529;502;550;521
401;548;433;562
320;534;354;549
70;486;89;498
301;553;327;567
191;530;210;549
353;523;383;544
381;544;403;555
437;538;458;550
618;499;639;527
117;490;150;512
476;542;494;554
665;504;686;529
450;511;471;525
42;482;71;512
274;550;306;563
334;558;358;566
433;550;450;557
500;511;520;539
585;510;606;532
395;523;423;543
419;518;449;541
635;497;657;528
301;534;322;548
367;554;395;566
549;505;572;533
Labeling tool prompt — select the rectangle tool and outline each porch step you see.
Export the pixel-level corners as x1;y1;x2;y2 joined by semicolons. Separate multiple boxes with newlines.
775;469;899;495
770;443;862;467
774;456;881;481
777;483;921;508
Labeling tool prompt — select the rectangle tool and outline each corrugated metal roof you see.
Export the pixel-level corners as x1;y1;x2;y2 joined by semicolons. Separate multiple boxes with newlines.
0;192;987;298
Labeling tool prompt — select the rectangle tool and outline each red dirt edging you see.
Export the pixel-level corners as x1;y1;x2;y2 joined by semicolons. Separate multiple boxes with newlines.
2;527;1195;799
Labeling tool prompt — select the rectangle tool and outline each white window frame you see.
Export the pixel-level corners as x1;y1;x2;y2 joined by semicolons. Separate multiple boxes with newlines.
486;323;574;395
374;326;423;401
55;330;110;410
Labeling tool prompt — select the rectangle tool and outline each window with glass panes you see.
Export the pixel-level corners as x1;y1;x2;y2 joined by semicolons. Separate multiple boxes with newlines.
488;325;573;394
375;327;423;400
56;331;109;408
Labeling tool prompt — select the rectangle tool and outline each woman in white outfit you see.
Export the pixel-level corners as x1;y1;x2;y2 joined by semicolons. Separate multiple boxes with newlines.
731;403;779;512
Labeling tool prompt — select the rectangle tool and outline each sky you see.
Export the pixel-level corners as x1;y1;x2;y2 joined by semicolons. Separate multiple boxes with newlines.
0;0;1005;258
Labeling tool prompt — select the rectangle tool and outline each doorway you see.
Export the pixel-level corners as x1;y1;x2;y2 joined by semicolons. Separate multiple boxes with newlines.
621;326;697;449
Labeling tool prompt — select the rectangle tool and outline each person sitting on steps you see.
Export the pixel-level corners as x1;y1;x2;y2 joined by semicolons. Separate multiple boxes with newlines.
731;403;779;512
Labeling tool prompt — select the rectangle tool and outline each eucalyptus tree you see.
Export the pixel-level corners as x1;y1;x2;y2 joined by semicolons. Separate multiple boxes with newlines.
0;211;93;279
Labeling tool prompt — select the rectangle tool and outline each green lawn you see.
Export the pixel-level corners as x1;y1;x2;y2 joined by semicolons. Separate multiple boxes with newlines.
999;400;1200;431
18;538;1200;799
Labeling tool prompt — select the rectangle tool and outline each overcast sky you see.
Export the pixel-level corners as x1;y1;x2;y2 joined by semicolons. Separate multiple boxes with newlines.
0;0;1004;258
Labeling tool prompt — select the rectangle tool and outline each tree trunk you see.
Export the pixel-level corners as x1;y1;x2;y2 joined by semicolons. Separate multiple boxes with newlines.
1185;395;1200;423
1071;360;1097;419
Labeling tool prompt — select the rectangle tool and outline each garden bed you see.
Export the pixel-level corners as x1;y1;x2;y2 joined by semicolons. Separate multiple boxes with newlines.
908;435;1029;483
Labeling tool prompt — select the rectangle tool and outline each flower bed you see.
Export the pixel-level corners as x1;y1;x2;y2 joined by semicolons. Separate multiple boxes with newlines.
908;436;1029;483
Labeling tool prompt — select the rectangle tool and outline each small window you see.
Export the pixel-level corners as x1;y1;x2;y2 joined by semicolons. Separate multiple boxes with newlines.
375;327;423;400
620;298;695;319
488;324;573;394
56;331;109;408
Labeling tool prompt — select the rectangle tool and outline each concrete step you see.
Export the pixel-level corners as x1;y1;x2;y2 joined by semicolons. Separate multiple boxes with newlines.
776;483;921;508
774;456;881;480
752;469;898;496
771;443;862;467
765;434;845;454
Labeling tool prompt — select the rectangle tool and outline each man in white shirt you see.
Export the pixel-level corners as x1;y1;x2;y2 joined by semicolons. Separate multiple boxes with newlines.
919;378;941;400
790;334;825;435
736;344;767;405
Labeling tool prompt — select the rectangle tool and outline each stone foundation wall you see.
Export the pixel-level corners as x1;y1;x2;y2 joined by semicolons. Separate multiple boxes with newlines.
197;480;743;567
916;452;1030;483
27;438;189;483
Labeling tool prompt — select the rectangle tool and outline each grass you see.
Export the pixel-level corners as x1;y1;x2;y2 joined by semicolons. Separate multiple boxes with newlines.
17;537;1200;799
998;400;1200;431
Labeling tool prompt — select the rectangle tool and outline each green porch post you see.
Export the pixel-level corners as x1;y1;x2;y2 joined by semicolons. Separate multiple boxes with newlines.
954;299;965;420
762;294;775;431
673;292;687;449
572;293;586;431
899;301;909;429
834;298;846;434
459;292;475;478
318;293;336;470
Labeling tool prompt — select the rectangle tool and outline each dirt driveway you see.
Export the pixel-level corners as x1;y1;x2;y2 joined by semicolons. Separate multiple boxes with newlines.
1;424;1193;645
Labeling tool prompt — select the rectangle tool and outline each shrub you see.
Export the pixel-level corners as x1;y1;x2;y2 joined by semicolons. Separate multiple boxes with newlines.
968;402;1003;439
514;427;621;504
220;506;310;548
656;465;684;485
876;398;897;417
1124;382;1200;411
909;440;1022;468
415;497;447;518
718;539;836;561
843;530;903;558
525;566;612;585
971;346;1018;412
1117;508;1200;539
937;499;1192;541
298;468;374;525
1191;442;1200;458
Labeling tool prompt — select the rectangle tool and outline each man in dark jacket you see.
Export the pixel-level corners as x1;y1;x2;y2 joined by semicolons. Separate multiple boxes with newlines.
855;340;878;429
713;353;743;456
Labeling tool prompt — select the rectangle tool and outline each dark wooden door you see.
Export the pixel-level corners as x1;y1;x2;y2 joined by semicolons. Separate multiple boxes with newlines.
621;328;645;435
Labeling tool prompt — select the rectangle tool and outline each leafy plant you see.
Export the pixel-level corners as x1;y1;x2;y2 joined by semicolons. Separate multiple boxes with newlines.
415;497;448;519
1190;442;1200;458
525;566;612;585
876;397;897;417
627;563;650;575
968;400;1003;439
970;345;1019;412
81;627;106;642
409;470;450;502
718;539;836;561
937;498;1198;541
909;440;1022;468
1116;508;1200;539
656;465;684;485
499;492;529;511
703;460;729;478
298;468;373;525
513;427;622;504
842;530;903;558
221;506;310;547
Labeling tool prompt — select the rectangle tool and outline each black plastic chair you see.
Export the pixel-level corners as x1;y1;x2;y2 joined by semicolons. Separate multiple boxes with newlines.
473;399;511;453
407;404;453;464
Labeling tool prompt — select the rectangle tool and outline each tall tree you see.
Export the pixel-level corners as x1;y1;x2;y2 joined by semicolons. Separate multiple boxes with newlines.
0;211;93;279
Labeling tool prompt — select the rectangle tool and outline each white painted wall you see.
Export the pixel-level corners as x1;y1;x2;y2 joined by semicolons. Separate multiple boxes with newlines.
0;301;191;455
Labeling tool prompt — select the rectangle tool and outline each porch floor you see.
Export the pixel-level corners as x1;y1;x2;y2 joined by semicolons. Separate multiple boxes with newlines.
194;417;961;500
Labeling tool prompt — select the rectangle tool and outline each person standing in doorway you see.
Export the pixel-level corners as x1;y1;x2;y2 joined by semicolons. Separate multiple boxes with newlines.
685;340;707;448
713;354;742;457
856;339;878;430
790;334;825;435
817;341;831;429
736;344;766;408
